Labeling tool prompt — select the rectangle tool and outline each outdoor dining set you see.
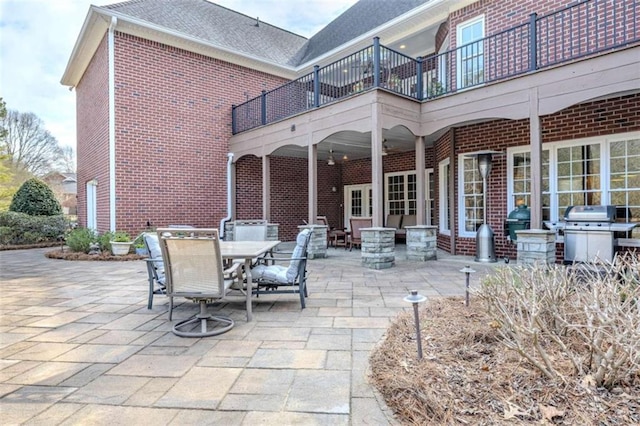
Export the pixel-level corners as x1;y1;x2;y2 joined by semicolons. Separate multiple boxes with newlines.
142;223;312;338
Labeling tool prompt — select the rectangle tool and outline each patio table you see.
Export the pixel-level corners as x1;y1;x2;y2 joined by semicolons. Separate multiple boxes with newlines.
220;240;281;321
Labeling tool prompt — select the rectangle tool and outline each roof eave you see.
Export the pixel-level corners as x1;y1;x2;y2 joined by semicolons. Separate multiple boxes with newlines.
61;6;299;88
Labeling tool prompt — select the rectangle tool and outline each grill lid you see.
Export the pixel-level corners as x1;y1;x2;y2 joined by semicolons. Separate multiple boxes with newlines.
564;205;616;222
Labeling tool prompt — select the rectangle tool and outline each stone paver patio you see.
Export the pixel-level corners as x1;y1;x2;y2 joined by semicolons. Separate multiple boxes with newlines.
0;245;499;425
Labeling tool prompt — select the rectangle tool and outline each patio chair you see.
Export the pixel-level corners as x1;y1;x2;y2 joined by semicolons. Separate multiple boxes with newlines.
349;217;373;251
317;216;347;248
143;232;167;310
250;228;312;309
157;228;240;337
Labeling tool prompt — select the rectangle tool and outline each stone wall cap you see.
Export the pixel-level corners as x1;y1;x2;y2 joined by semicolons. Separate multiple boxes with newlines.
361;227;394;231
405;225;437;229
515;229;555;235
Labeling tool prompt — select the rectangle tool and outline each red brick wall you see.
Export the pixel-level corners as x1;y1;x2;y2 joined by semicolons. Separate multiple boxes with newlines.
235;155;343;240
76;34;110;231
110;33;287;235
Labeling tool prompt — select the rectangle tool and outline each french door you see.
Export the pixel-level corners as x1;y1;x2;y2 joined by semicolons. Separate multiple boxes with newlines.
344;184;372;230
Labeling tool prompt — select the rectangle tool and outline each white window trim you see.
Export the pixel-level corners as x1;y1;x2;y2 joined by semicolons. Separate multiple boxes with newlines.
456;14;485;90
457;154;482;238
426;168;435;226
384;170;419;218
438;159;450;235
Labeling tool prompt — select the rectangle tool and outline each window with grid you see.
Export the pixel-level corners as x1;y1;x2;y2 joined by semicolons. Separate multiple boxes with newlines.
351;189;363;217
556;144;601;218
609;138;640;237
457;16;484;89
385;172;418;216
461;157;484;233
512;150;551;221
428;171;435;225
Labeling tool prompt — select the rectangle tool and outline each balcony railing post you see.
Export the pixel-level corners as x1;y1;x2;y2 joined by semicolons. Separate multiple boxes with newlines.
231;105;237;134
261;90;267;125
373;37;381;88
313;65;320;108
529;13;538;72
416;56;423;101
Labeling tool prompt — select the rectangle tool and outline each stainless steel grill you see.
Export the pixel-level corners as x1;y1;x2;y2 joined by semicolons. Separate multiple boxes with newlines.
563;205;636;263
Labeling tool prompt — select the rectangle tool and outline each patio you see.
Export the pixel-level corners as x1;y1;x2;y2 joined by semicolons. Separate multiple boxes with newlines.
0;245;498;424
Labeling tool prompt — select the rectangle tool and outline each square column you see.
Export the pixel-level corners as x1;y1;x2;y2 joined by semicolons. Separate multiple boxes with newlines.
298;224;327;259
361;227;395;269
516;229;556;265
406;225;437;261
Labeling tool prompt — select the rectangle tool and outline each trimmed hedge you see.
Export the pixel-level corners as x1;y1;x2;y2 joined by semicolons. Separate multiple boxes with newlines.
0;211;69;246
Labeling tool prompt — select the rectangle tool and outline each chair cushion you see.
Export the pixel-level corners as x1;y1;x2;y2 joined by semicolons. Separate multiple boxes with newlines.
143;233;165;279
252;264;288;283
402;215;417;228
386;214;402;229
286;229;310;282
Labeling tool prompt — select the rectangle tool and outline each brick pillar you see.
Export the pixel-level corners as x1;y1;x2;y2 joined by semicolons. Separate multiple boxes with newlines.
361;227;395;269
516;229;556;265
298;225;327;259
406;225;437;261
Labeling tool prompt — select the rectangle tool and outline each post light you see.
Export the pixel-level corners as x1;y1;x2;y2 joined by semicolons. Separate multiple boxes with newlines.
403;290;427;359
460;265;476;307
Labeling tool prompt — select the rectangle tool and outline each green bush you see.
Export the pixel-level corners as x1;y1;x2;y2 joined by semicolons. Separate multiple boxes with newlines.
112;231;131;242
9;178;62;216
97;231;114;252
0;211;68;245
65;228;96;253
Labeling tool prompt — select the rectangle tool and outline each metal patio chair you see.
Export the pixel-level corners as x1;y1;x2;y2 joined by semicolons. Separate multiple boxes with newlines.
250;228;312;309
157;228;240;337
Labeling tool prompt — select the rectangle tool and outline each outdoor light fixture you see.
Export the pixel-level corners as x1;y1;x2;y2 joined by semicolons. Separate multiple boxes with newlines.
382;144;388;156
342;154;348;161
403;290;427;359
327;150;335;166
460;265;476;307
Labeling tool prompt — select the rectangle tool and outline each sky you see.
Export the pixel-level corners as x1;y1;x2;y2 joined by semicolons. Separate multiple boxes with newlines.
0;0;358;151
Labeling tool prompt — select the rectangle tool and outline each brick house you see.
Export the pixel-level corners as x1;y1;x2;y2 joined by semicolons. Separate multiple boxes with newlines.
62;0;639;259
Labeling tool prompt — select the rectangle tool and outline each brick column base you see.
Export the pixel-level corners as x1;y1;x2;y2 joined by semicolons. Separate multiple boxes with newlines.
361;228;395;269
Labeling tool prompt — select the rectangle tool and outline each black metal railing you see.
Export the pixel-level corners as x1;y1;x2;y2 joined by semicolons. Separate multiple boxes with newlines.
232;0;639;134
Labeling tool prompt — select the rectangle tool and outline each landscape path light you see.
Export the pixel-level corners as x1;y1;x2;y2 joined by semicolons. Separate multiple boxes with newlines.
460;265;476;307
403;290;427;359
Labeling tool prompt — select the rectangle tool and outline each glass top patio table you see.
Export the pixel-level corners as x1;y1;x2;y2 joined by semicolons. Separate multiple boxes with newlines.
219;240;280;322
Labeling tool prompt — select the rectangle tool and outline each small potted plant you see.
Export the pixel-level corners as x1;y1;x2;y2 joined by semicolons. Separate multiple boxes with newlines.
110;231;132;255
133;234;148;256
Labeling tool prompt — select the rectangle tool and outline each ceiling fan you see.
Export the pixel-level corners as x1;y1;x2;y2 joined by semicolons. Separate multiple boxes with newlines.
382;139;402;156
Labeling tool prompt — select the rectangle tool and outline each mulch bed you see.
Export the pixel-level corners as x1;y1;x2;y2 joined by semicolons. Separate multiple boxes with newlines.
44;250;145;261
369;297;639;425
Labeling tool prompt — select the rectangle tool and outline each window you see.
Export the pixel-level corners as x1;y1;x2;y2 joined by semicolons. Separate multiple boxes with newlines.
456;15;485;89
439;159;450;234
609;137;640;237
509;149;551;221
459;156;484;236
385;171;417;216
507;132;640;238
427;169;435;225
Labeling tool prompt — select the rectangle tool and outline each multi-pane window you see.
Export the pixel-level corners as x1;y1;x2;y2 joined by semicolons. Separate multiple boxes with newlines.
428;171;435;225
461;157;484;233
556;144;601;217
457;16;484;89
507;133;639;239
351;189;363;217
386;172;417;216
512;150;551;220
609;138;640;237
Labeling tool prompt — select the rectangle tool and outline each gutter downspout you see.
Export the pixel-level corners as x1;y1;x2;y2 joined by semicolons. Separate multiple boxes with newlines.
108;16;117;231
220;152;234;238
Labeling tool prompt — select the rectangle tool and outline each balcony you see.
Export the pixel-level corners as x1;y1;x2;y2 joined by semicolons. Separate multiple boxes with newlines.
232;0;639;135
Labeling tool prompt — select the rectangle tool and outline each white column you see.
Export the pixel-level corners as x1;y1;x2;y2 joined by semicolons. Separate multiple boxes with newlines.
415;135;426;225
371;103;383;227
308;142;318;225
262;155;270;221
529;88;542;229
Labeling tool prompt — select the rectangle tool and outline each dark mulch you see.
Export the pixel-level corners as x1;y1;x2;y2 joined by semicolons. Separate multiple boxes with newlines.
45;250;145;261
369;297;639;425
0;242;63;251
